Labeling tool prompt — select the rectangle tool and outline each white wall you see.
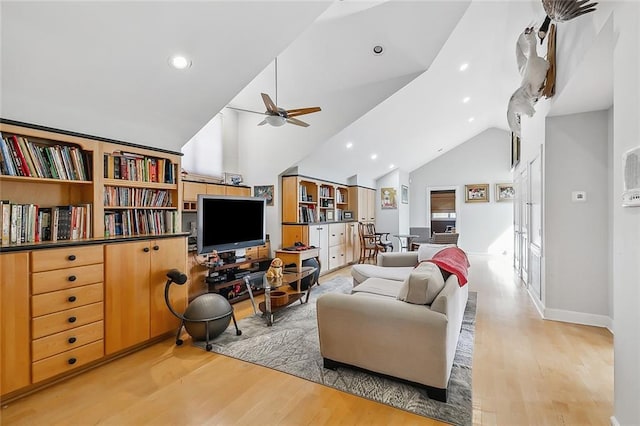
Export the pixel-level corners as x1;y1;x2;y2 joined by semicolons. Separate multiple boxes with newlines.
180;114;223;177
544;110;610;317
612;2;640;424
410;127;513;254
376;170;400;247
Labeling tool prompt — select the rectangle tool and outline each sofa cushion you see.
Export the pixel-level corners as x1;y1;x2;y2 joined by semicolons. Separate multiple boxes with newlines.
417;243;456;263
351;277;405;298
397;262;445;305
351;263;414;286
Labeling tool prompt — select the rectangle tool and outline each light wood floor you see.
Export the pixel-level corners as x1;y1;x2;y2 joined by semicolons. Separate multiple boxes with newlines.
1;255;613;425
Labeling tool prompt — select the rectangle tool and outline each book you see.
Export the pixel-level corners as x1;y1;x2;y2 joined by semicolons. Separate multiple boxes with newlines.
1;200;10;245
8;135;28;176
0;136;16;175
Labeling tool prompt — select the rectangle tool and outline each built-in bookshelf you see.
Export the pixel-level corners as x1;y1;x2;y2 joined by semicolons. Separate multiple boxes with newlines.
0;121;183;247
282;175;349;224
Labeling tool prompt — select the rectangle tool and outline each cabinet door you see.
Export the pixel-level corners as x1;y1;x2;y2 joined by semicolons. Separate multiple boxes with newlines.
225;186;251;196
150;237;187;338
1;252;30;395
357;189;368;222
282;225;308;247
183;182;206;202
308;225;329;272
345;222;356;264
206;184;226;195
366;188;376;222
105;241;151;354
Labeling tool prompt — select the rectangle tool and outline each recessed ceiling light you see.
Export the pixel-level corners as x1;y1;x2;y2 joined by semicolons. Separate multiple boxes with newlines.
468;117;475;123
169;55;191;70
459;63;469;71
371;154;378;160
372;45;384;56
346;142;353;149
462;96;470;103
389;164;394;169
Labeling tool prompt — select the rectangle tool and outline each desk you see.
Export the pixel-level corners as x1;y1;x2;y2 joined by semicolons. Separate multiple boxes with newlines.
393;234;419;252
275;247;321;271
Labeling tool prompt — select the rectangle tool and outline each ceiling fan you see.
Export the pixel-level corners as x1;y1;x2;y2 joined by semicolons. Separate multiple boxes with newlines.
227;58;321;127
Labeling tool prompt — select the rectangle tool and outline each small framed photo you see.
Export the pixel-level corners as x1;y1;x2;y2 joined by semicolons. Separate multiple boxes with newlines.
511;132;521;170
254;185;274;206
224;173;243;186
496;183;515;202
327;210;334;221
343;211;353;219
465;184;489;203
401;185;409;204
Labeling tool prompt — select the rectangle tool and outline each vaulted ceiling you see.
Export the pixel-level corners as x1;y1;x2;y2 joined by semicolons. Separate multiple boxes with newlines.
1;1;612;183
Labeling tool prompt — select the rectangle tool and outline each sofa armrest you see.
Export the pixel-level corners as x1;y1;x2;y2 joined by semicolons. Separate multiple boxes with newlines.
317;293;452;388
376;251;418;267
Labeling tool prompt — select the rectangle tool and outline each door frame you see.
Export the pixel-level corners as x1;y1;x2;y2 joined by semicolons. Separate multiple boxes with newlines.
426;185;459;236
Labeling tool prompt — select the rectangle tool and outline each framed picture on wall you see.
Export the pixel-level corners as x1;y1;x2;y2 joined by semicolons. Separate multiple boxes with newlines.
401;185;409;204
253;185;274;206
511;132;521;170
381;187;397;209
465;184;489;203
495;183;515;201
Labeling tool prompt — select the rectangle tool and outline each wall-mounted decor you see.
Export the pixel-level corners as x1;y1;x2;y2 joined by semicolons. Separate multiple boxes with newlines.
401;185;409;204
224;172;243;186
465;184;489;203
511;132;521;170
496;183;516;202
254;185;274;206
381;187;397;209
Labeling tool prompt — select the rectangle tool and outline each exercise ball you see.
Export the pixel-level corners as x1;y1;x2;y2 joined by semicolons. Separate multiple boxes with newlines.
183;293;233;341
288;258;321;290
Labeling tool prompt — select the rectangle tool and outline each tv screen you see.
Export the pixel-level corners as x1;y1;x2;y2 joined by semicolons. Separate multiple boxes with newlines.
197;194;266;255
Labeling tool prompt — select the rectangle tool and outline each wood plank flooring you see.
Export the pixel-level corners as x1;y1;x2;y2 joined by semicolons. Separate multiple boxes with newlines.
0;254;613;425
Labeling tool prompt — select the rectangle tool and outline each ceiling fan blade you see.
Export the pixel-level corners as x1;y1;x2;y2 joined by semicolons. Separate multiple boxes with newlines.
261;93;279;114
257;119;268;126
286;107;321;118
286;117;310;127
226;106;268;116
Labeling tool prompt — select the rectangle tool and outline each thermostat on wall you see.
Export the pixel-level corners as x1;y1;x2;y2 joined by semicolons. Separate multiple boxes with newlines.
623;146;640;207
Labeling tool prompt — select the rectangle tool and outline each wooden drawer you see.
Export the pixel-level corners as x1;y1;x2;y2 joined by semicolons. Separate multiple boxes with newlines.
32;283;103;317
32;321;104;361
32;302;104;339
328;245;346;270
32;340;104;383
328;223;346;247
32;263;104;294
258;243;270;258
31;245;103;272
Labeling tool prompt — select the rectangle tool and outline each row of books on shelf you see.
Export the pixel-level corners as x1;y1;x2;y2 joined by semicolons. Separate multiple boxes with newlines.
0;133;91;180
104;187;173;208
104;209;179;237
1;201;92;245
103;152;176;184
319;186;333;198
299;205;316;223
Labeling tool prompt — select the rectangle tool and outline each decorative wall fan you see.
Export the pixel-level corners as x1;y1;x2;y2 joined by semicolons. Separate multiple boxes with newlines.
227;58;321;127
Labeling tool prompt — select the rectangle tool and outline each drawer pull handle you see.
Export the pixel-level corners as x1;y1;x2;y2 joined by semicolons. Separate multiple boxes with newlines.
68;337;77;344
68;255;76;261
143;247;150;252
68;358;77;365
68;275;77;282
68;316;77;323
68;296;77;302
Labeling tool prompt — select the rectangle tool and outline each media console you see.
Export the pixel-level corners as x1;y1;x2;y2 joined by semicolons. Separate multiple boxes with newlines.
205;254;273;304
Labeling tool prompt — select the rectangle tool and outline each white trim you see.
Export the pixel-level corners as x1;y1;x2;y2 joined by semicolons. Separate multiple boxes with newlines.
544;307;612;329
610;416;620;426
527;286;545;318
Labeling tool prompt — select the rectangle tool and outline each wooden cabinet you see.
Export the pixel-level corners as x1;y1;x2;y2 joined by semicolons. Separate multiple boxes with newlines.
105;237;187;354
345;222;357;264
349;186;376;223
0;252;30;395
328;223;346;270
30;245;105;383
308;224;329;270
282;224;309;247
182;181;251;211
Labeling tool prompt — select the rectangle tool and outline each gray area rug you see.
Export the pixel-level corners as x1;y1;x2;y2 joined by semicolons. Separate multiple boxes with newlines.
202;277;476;426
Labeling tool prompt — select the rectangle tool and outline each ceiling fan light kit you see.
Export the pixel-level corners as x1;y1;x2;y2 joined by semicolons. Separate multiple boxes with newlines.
227;57;321;128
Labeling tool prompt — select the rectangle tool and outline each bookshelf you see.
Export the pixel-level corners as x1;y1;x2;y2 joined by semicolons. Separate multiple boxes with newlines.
0;121;183;246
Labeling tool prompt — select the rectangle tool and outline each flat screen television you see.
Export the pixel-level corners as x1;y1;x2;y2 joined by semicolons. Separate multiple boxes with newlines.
197;194;266;255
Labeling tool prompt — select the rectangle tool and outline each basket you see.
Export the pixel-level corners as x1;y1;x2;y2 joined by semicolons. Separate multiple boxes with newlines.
269;290;289;307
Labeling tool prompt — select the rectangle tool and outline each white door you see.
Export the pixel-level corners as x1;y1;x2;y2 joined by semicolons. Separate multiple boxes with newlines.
518;168;529;285
529;148;543;301
308;225;329;272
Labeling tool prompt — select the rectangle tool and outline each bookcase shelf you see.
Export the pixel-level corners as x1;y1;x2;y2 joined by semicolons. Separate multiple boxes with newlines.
103;178;176;190
0;175;92;185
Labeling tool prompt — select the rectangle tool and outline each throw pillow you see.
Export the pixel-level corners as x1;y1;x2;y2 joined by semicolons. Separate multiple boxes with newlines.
417;243;456;263
397;262;446;305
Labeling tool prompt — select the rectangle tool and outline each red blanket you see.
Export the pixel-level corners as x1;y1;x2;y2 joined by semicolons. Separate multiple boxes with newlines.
423;247;470;286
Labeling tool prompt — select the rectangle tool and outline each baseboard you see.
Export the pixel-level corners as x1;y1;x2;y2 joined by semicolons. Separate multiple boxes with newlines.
527;287;545;319
610;416;620;426
544;307;612;329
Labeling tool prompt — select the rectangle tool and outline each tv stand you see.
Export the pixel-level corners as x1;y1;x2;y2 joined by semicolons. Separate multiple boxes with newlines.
205;252;272;304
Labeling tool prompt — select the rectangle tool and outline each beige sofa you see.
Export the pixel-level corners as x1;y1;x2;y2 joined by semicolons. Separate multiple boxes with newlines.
317;249;468;402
